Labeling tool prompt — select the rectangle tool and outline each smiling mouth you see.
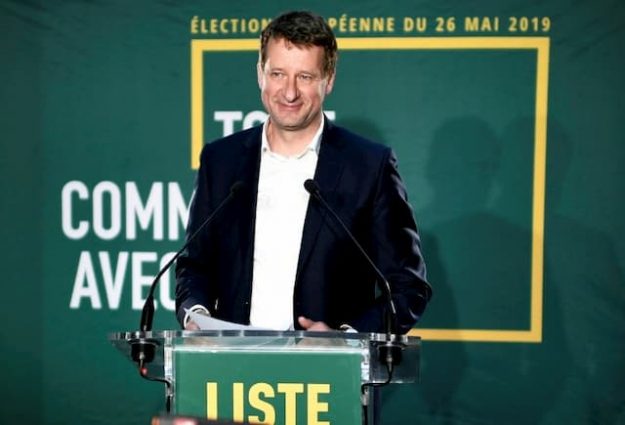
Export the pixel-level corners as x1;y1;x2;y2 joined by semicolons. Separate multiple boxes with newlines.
278;103;302;111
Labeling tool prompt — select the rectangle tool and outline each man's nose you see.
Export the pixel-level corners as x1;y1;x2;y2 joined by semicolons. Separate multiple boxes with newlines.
283;77;299;102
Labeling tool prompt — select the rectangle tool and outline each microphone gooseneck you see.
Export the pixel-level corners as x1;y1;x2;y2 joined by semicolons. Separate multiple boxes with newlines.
304;179;398;334
138;181;244;333
132;181;244;363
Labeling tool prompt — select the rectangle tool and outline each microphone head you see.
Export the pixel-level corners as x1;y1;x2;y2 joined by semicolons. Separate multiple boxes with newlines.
304;179;320;196
230;181;245;195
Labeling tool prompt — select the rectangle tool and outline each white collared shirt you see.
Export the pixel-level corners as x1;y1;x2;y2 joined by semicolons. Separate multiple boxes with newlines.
248;117;324;330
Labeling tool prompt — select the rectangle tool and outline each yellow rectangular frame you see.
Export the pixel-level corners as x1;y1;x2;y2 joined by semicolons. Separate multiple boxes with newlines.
190;37;550;343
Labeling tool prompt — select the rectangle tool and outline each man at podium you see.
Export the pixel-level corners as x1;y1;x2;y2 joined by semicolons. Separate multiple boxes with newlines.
175;10;431;334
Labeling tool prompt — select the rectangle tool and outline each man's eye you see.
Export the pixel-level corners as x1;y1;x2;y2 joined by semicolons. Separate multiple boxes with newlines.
270;71;284;79
299;74;314;82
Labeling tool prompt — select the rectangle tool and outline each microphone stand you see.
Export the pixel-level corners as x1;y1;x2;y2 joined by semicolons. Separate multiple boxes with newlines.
128;182;244;413
304;179;408;425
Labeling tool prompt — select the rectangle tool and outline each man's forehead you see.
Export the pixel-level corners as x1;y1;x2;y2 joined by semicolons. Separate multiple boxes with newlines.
267;36;320;53
262;38;325;70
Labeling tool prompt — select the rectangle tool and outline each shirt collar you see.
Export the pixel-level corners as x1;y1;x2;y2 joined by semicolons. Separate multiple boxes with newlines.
261;114;324;158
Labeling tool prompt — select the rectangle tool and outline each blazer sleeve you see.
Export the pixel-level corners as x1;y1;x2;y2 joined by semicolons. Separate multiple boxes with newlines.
174;147;219;327
350;148;432;334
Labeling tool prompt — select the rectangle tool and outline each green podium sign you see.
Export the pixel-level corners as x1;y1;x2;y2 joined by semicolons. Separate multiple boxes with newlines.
175;348;361;423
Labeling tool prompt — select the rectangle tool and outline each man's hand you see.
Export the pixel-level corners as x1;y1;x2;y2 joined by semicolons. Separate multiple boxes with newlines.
298;316;333;331
184;320;200;331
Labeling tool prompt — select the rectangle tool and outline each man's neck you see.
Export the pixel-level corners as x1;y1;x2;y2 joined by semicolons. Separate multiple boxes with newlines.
266;117;323;156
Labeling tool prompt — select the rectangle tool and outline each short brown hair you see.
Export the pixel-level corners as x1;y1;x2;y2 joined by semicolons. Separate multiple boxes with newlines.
260;11;338;77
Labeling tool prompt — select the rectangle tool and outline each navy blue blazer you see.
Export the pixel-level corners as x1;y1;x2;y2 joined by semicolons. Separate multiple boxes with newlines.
175;119;431;333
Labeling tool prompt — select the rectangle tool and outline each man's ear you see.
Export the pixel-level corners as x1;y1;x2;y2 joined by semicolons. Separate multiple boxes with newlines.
257;62;264;89
325;71;336;95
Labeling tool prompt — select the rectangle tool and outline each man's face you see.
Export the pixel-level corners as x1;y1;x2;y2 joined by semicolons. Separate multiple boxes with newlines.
258;37;335;134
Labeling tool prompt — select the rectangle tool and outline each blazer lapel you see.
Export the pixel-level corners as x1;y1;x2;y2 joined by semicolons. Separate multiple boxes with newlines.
236;126;263;198
231;127;262;293
296;121;346;280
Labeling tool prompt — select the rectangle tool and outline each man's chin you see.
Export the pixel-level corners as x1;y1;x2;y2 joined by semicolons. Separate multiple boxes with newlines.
271;118;307;131
270;113;321;132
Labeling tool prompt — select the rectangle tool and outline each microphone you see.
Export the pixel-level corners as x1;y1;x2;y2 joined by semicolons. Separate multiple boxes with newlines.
304;179;403;368
131;181;244;368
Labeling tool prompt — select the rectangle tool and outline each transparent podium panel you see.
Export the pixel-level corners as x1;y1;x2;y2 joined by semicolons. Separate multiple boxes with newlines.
110;330;420;424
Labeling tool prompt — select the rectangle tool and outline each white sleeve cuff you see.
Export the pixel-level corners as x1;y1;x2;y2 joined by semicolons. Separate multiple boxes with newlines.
183;304;210;327
339;324;357;333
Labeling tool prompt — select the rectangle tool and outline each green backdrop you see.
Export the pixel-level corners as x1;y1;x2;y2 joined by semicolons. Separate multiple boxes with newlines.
2;0;624;424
